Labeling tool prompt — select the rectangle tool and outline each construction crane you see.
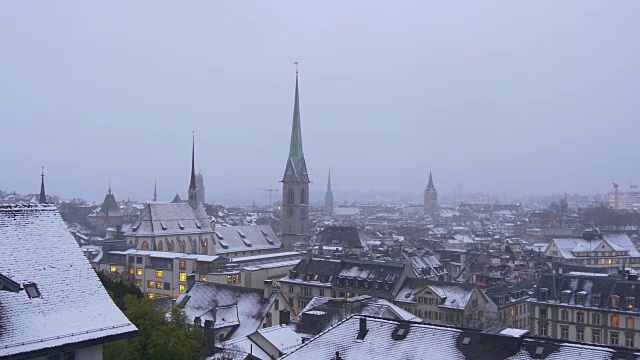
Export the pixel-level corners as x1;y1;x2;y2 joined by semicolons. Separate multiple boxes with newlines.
612;182;620;210
264;188;279;207
246;188;279;207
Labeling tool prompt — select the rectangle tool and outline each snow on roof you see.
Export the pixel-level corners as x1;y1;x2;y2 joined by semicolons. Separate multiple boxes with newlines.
176;281;275;340
256;325;303;354
213;225;280;254
125;202;212;236
0;204;137;357
282;315;636;360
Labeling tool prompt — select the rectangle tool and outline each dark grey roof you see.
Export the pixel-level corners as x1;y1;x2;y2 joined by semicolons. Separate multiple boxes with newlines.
315;226;367;248
532;272;640;310
213;225;280;254
280;258;407;297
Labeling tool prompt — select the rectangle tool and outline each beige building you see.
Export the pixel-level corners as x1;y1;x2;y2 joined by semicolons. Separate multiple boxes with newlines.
530;272;640;349
394;278;498;330
97;248;301;298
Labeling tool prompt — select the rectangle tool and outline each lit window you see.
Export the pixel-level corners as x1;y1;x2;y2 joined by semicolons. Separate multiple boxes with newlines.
129;267;134;275
148;281;155;288
608;259;613;265
612;296;620;308
136;280;142;287
627;317;634;329
147;292;155;299
612;315;620;327
156;270;163;278
156;281;162;289
627;297;635;309
136;268;143;276
179;284;186;293
199;274;207;281
110;265;117;273
179;260;186;270
142;241;149;250
180;272;187;282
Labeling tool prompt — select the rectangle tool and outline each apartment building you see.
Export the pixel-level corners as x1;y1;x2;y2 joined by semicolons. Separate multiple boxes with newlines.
530;272;640;349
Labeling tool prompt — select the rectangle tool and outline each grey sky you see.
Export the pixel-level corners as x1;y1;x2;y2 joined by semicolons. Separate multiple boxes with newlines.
1;1;639;204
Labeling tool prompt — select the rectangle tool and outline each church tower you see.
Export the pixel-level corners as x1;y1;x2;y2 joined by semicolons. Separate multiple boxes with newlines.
324;169;334;216
424;170;438;214
281;69;310;251
188;135;198;210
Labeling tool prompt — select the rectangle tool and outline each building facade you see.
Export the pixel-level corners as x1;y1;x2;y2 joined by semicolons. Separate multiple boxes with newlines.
530;272;640;349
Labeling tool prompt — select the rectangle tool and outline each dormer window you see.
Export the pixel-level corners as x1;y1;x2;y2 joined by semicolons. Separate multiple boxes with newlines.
194;220;202;229
577;291;587;305
160;221;167;230
237;230;246;238
612;295;620;308
23;283;41;299
177;221;185;230
592;295;600;306
561;290;571;303
627;297;635;310
540;288;548;302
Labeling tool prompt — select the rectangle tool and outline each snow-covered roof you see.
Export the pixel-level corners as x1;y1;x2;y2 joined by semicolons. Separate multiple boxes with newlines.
549;234;640;259
282;315;638;360
213;225;281;254
176;281;276;340
0;204;137;357
126;202;212;237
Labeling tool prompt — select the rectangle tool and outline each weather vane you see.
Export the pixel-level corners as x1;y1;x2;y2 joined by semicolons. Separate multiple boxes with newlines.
294;61;299;74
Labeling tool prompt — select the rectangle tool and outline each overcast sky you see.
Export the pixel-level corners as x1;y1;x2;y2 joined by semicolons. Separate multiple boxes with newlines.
1;1;639;204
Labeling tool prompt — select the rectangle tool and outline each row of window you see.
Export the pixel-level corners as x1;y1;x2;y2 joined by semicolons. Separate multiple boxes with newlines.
540;325;635;348
545;308;636;329
540;290;635;309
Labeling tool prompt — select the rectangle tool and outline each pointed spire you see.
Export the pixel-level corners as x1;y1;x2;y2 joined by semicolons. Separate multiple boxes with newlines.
39;166;47;204
289;69;304;159
427;169;436;191
153;178;158;202
189;132;197;192
108;179;112;195
327;168;333;194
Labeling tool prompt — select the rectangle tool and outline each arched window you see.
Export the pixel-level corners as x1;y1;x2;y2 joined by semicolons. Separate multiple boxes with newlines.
287;188;295;204
157;240;163;251
203;239;208;254
141;241;149;250
300;189;307;205
179;239;186;253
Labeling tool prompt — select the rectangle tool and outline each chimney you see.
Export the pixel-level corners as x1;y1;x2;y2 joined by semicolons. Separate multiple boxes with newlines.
280;309;291;325
357;317;368;340
306;249;313;260
264;279;274;299
187;274;196;292
335;351;341;360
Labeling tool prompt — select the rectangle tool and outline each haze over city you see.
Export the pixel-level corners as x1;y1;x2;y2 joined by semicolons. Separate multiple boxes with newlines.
1;1;639;203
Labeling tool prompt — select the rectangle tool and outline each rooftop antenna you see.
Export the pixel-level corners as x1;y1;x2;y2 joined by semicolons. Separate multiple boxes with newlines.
294;61;299;74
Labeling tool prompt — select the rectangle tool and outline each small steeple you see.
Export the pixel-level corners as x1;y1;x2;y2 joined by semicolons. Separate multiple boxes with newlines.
188;133;198;209
153;178;158;202
108;179;112;195
39;166;47;204
426;169;436;191
326;168;333;195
